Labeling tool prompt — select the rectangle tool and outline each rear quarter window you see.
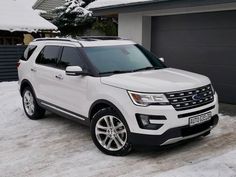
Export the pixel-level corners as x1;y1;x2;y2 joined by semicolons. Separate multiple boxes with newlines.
35;45;61;68
22;45;37;61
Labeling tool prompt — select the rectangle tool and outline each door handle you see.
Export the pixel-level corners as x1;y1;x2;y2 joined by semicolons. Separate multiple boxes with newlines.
55;74;63;80
31;68;37;72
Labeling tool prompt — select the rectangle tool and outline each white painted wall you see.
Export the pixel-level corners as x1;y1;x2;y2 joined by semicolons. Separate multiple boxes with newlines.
118;13;151;50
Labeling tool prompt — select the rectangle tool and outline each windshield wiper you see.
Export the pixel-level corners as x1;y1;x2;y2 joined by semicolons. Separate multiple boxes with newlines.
132;66;160;72
99;70;133;75
99;67;161;75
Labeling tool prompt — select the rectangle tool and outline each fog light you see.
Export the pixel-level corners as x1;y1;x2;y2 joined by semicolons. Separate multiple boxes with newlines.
136;114;165;130
139;115;150;126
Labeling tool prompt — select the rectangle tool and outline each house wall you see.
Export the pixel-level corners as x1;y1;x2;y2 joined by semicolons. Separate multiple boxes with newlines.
0;30;55;45
117;2;236;51
118;13;151;50
0;31;24;45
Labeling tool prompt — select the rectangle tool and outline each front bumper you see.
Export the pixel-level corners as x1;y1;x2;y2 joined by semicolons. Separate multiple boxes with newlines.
116;91;219;147
129;114;219;146
122;93;219;135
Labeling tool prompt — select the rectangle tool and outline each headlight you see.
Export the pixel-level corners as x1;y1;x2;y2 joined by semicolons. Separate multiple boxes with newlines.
128;91;169;106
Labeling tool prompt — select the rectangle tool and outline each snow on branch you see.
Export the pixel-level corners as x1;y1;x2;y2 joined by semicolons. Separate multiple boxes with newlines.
54;0;92;20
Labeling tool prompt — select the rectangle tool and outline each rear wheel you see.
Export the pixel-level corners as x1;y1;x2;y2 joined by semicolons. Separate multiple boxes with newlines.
91;107;132;156
22;87;45;120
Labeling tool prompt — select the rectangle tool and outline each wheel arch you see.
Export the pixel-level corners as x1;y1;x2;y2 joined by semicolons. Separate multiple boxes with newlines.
89;99;125;121
20;79;36;98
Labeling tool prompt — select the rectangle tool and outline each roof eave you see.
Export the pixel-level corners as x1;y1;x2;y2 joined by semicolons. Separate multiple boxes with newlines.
88;0;174;15
90;0;236;16
88;0;157;11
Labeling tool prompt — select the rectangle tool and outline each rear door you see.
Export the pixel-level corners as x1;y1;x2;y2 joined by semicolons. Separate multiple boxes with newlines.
32;45;62;104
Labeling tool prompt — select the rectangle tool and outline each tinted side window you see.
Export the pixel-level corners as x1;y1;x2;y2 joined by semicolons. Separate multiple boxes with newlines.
36;46;61;67
23;45;37;61
58;47;83;69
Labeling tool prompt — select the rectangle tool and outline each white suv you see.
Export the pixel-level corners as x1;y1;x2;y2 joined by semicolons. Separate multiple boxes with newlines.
18;37;219;156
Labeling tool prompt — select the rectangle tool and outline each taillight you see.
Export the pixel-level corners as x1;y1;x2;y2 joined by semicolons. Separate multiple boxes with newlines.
16;61;20;69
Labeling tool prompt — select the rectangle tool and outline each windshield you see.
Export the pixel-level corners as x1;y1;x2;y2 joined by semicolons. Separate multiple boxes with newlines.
83;44;166;74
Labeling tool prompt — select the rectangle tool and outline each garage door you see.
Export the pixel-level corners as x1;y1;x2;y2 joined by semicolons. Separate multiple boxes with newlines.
151;10;236;104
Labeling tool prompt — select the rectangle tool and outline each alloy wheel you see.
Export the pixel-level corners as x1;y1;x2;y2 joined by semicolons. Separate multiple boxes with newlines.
23;90;35;116
95;115;127;151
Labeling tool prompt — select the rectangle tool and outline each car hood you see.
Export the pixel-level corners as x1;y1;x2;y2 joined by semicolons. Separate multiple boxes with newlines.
100;68;211;92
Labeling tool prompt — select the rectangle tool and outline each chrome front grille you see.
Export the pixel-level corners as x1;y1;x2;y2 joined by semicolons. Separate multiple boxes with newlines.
165;85;214;111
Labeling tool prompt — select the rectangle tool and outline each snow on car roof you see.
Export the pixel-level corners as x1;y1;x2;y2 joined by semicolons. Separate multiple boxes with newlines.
0;0;57;33
86;0;154;10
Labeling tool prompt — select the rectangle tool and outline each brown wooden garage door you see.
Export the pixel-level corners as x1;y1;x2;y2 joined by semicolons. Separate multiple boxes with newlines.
151;10;236;104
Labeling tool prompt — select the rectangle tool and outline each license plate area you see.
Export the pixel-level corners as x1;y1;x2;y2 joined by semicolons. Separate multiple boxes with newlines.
189;112;212;127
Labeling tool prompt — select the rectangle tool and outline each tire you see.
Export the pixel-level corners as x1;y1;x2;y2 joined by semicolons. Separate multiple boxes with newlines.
91;107;132;156
22;87;45;120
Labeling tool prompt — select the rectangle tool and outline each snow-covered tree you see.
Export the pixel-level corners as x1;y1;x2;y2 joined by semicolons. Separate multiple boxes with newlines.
52;0;93;35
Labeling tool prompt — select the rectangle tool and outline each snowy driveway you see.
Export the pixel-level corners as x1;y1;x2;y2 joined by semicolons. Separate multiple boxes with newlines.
0;82;236;177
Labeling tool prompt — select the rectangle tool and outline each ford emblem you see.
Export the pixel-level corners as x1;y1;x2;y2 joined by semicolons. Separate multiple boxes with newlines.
192;94;203;101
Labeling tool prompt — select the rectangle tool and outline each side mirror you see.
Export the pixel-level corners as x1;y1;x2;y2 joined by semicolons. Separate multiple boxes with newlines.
66;66;87;76
159;57;165;63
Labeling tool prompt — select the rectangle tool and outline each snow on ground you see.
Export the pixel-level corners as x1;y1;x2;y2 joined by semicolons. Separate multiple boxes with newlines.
156;150;236;177
86;0;153;10
0;82;236;177
0;0;57;33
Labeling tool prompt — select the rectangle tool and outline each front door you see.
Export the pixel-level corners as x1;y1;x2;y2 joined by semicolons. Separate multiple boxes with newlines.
53;46;89;118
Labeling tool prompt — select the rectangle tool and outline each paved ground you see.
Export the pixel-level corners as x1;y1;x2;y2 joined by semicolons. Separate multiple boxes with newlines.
0;82;236;177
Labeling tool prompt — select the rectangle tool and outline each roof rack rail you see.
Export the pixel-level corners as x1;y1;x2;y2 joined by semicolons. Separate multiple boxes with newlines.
33;37;85;47
79;36;122;40
33;38;77;42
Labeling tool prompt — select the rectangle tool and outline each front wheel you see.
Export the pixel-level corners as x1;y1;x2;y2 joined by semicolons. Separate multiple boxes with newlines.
22;87;45;120
91;107;132;156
